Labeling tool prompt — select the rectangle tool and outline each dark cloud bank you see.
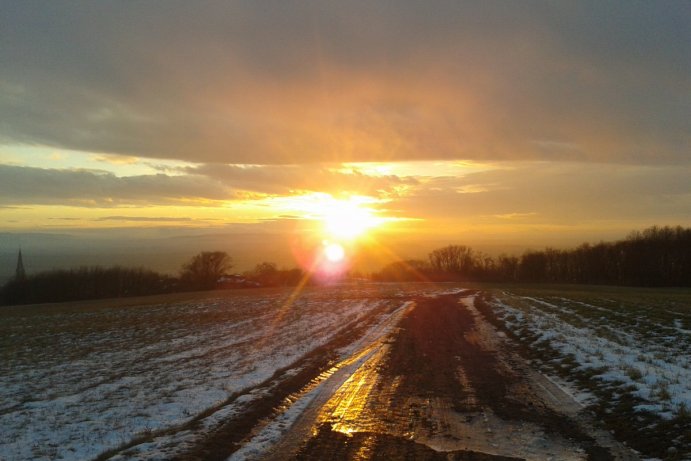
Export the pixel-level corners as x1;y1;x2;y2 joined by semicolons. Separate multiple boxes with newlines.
1;1;688;165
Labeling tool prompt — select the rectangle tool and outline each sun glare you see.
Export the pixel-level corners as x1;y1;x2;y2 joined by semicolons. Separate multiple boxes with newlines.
319;197;381;240
269;193;390;242
278;193;396;276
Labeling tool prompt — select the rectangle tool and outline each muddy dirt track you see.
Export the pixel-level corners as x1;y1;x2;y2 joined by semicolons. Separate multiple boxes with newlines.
188;291;640;461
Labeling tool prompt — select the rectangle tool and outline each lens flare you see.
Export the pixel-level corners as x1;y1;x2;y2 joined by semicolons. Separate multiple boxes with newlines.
324;242;345;262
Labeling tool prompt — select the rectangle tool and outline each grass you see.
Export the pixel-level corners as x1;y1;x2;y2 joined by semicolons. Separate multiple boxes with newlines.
475;285;691;460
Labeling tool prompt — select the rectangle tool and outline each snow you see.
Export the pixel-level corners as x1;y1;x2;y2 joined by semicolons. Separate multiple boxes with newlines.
228;383;322;461
0;286;403;461
226;299;415;461
490;293;691;420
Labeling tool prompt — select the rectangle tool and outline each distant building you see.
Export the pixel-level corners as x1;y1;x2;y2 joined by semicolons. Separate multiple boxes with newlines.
15;249;26;280
217;274;260;288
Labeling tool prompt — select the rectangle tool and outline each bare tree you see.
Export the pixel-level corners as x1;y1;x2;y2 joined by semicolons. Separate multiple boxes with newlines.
249;261;279;285
180;251;233;290
429;245;474;274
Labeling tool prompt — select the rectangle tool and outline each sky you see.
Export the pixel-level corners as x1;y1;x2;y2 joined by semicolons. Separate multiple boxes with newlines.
1;1;690;275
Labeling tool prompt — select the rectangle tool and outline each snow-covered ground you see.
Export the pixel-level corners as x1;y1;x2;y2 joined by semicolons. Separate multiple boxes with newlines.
0;285;406;460
489;291;691;420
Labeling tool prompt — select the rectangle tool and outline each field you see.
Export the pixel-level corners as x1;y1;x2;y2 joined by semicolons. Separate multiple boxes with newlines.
477;285;691;459
1;283;690;460
0;284;425;460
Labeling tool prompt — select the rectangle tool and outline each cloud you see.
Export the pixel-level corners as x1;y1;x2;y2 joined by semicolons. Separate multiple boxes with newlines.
392;162;691;225
95;216;194;222
0;164;232;207
0;2;688;165
186;163;417;196
489;212;538;220
0;163;415;207
91;154;140;165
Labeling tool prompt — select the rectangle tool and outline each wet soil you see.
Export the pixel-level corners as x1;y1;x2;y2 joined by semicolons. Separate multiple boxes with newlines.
295;424;523;460
175;291;637;461
293;294;615;460
174;299;400;461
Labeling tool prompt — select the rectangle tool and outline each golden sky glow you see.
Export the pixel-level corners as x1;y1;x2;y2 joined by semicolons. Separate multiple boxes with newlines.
0;2;689;274
270;193;392;240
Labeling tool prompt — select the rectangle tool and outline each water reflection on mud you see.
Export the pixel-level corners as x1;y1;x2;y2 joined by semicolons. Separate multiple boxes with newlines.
295;294;608;460
318;344;390;437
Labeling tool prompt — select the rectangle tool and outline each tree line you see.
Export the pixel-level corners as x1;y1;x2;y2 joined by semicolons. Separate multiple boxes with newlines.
0;266;176;305
0;251;307;306
2;225;689;305
373;225;691;287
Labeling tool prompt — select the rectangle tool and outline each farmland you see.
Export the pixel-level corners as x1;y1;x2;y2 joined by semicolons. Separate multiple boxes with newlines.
1;283;689;460
0;285;418;460
477;285;691;459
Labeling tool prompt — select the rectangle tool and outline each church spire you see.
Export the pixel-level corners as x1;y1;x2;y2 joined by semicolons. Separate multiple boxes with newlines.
16;249;26;280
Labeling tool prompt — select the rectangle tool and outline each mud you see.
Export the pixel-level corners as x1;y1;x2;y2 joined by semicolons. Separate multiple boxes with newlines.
290;293;626;460
175;299;401;461
184;290;639;460
296;425;523;460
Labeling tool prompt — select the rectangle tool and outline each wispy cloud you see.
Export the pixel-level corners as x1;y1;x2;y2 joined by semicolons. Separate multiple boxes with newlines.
0;165;231;207
185;163;417;196
91;154;140;165
392;162;691;225
489;212;538;220
95;216;194;222
0;163;416;208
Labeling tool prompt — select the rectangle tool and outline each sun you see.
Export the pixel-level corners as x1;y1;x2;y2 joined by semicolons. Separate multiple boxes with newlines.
270;193;388;242
321;198;380;240
276;193;390;275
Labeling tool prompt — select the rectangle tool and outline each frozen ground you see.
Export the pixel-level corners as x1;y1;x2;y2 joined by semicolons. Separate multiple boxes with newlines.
3;284;686;460
0;285;409;460
485;289;691;458
489;291;691;418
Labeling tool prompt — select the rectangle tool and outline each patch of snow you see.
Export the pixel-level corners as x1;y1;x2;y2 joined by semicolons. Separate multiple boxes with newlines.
491;292;691;420
0;286;400;461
